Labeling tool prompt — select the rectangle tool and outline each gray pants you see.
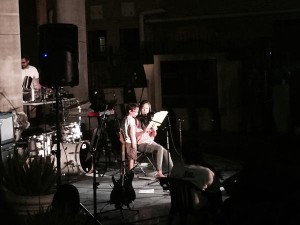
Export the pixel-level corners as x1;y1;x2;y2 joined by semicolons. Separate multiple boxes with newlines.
138;142;174;171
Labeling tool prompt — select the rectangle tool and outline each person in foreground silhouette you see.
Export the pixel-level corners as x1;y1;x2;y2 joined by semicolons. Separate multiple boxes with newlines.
171;140;223;222
51;184;80;215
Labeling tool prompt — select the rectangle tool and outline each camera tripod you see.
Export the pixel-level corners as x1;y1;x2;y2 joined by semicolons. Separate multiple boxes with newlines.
91;113;116;176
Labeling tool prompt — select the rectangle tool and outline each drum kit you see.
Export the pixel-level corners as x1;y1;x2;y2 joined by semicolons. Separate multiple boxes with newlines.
23;89;121;176
25;99;94;175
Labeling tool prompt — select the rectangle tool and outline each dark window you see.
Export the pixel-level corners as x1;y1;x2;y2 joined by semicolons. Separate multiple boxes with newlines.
88;30;107;60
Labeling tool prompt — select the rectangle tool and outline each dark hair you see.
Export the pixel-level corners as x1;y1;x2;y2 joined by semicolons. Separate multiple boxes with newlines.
51;184;80;215
125;103;138;114
21;54;30;60
139;100;151;114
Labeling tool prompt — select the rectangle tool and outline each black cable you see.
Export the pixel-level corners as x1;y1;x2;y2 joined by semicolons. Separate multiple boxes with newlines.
0;91;18;112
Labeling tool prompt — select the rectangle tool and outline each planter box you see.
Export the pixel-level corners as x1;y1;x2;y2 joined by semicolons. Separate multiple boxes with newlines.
6;191;54;215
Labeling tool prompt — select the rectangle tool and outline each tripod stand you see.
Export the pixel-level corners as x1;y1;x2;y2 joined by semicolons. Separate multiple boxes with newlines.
93;112;115;176
80;127;103;224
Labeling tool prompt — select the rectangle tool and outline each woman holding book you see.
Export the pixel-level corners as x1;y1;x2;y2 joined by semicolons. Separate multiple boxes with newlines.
136;100;173;178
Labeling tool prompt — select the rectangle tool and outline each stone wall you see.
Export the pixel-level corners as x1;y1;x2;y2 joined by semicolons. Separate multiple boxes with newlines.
0;0;23;112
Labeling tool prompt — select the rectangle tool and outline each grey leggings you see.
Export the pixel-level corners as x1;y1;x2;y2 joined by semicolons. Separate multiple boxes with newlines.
138;142;174;171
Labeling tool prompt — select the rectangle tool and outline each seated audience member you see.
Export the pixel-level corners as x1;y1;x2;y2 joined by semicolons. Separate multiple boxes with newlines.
51;184;80;215
171;140;223;218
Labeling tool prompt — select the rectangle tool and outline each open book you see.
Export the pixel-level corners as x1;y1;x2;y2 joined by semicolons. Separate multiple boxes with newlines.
147;111;168;129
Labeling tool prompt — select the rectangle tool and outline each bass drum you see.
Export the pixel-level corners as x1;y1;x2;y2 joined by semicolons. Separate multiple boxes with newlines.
52;141;92;175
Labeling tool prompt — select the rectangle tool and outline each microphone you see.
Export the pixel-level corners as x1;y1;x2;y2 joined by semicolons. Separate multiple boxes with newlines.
178;117;184;122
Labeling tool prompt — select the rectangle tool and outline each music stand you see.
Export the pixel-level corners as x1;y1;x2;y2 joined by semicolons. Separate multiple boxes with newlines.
146;111;168;130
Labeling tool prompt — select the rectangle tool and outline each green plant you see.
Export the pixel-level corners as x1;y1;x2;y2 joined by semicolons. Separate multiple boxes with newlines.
0;154;57;196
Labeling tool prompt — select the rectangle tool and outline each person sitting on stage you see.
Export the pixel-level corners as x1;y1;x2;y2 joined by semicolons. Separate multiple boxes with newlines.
136;100;174;178
120;103;139;170
137;100;155;131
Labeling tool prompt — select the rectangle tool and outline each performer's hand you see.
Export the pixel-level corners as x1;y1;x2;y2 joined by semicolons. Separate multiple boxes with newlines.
152;124;158;131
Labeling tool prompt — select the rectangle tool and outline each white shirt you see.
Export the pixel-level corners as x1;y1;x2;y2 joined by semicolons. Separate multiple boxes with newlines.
22;65;39;80
22;65;40;89
121;115;136;144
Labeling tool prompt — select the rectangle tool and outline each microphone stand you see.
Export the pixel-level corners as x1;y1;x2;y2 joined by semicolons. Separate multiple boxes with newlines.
178;118;184;151
85;127;102;225
165;116;171;177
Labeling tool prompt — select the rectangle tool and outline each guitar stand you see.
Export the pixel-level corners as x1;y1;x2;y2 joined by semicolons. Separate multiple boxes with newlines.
98;201;139;219
97;160;139;219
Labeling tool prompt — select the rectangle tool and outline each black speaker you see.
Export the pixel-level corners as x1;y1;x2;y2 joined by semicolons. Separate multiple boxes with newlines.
39;23;79;87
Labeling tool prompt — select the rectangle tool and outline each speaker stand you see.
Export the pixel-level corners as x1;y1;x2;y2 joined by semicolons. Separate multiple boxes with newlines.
54;86;62;186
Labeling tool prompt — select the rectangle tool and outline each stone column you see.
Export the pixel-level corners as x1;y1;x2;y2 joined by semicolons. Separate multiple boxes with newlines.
0;0;23;112
55;0;89;102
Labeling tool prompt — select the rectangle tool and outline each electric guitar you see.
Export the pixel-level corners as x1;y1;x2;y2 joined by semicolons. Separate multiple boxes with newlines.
110;128;136;208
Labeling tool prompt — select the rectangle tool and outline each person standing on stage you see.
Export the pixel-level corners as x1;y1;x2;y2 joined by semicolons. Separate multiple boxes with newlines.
21;54;41;90
21;54;42;124
120;103;139;170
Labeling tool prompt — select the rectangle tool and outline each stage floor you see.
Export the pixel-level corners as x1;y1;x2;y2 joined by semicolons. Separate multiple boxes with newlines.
60;145;243;225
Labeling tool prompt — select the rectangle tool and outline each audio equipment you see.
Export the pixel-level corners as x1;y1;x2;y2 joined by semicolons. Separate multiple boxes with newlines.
39;23;79;87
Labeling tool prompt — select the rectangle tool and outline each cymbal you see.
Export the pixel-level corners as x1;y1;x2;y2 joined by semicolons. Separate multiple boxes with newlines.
66;100;90;109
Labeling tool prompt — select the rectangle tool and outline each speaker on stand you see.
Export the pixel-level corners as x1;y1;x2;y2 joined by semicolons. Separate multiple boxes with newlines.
38;23;79;186
39;23;79;87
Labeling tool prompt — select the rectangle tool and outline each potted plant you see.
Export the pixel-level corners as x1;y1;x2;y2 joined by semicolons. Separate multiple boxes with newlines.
0;153;58;216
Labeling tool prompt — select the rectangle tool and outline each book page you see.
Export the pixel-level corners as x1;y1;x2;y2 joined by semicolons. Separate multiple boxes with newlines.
147;111;168;128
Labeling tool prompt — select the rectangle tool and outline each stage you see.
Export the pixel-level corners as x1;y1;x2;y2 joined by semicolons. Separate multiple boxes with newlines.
59;147;242;225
